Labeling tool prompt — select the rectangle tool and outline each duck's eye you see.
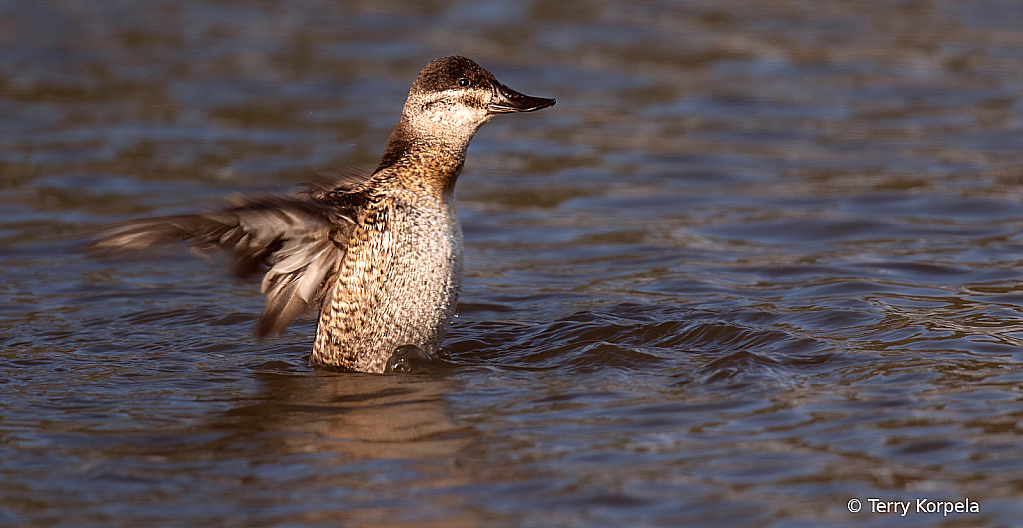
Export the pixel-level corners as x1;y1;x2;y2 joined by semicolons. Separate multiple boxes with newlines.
457;77;470;88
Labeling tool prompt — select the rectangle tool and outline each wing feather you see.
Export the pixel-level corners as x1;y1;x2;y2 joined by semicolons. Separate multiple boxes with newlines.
88;170;375;336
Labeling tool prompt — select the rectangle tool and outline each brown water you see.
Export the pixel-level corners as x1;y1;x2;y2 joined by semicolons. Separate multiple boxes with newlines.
3;1;1023;526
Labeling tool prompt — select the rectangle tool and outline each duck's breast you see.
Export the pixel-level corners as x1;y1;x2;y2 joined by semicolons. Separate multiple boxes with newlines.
312;191;463;372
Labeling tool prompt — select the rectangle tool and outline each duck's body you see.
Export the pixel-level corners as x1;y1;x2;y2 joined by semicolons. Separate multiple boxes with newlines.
310;159;465;373
90;56;554;373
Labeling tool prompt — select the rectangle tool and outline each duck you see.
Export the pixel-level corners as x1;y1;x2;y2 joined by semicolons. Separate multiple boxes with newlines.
90;56;555;373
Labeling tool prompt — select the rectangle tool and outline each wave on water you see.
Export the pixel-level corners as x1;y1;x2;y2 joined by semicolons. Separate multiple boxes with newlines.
445;302;846;387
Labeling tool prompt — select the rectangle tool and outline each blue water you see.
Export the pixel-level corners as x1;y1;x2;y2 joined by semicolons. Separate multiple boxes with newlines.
2;1;1023;526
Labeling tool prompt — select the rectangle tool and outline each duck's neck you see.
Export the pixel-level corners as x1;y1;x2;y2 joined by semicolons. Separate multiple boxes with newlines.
375;119;477;191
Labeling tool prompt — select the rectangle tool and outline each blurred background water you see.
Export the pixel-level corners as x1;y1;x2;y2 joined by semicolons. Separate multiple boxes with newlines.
2;0;1023;526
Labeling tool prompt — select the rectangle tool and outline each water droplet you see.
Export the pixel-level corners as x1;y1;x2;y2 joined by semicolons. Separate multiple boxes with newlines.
386;345;427;373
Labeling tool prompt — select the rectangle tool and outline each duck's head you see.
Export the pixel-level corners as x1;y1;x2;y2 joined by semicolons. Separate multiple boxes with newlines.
400;56;556;146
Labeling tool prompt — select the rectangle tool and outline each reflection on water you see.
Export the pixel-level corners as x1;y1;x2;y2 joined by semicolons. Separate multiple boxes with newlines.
237;369;475;461
3;0;1023;526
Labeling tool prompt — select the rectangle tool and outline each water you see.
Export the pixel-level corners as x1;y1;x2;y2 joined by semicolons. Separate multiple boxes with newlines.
2;0;1023;526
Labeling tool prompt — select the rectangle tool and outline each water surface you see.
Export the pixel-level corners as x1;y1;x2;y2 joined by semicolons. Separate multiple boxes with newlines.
2;1;1023;526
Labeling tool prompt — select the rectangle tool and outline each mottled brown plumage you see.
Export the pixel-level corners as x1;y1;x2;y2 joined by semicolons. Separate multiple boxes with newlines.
89;56;555;373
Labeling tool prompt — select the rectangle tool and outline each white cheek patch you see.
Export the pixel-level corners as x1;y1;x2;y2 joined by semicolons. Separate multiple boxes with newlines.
407;89;491;143
423;103;486;127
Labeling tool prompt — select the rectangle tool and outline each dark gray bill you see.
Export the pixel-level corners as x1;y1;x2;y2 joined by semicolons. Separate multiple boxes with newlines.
488;82;556;114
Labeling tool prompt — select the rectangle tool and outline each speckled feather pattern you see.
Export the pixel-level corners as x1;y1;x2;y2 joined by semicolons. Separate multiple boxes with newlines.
312;167;464;372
